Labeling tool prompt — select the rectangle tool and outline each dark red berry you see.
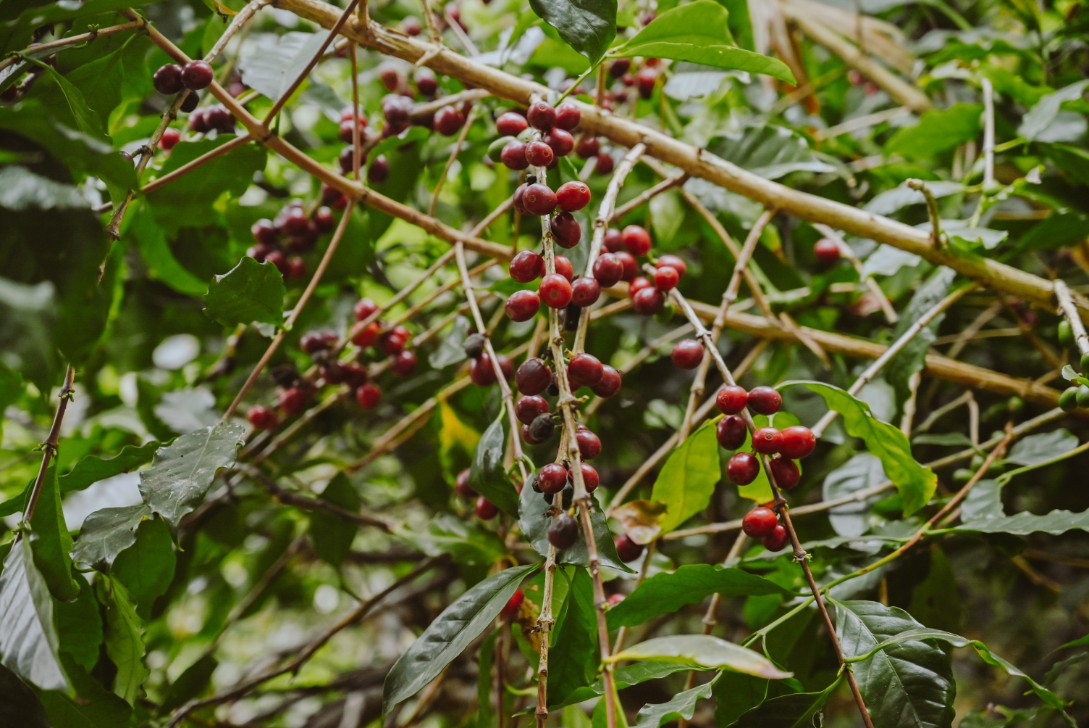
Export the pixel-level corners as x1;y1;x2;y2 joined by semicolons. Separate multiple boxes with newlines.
727;452;760;485
352;322;382;348
338;120;360;144
576;428;602;460
278;386;313;416
554;256;574;281
752;427;782;455
607;592;625;606
747;386;782;415
550;212;581;248
392;350;417;376
509;250;545;282
516;396;549;425
501;140;529;170
153;64;184;95
555;102;581;130
355;383;381;409
455;467;475;497
571;277;601;307
181;60;214;90
579;463;599;492
505;290;541;322
548;513;579;548
609;58;631;77
632;287;665;315
470;354;498;386
604;229;624;252
568;353;604;389
539;274;573;309
769;456;800;490
814;238;841;266
779;426;816;459
592;253;623;287
528;412;556;442
516;358;553;396
301;330;337;355
368;156;390;184
763;524;789;551
555;181;591;212
595;152;615;174
621;225;652;256
742;507;779;538
539;463;568;494
475;496;499;519
716;386;747;415
615;534;644;562
463;333;486;360
544;128;575;157
576;135;600;158
179;91;199;113
414;68;437;96
247;405;278;430
496;111;528;136
592;365;622;398
188;109;209;133
378;63;401;92
523;183;558;216
525;140;554;167
671;339;703;369
497;355;515;382
159;127;180;151
285;257;306;279
382;94;413;130
401;16;423;35
636;68;657;99
434;105;465;136
380;326;410;356
629;276;652;296
657;254;688;276
527;101;556;130
653;265;679;291
499;588;523;619
251;219;278;245
614;251;638;281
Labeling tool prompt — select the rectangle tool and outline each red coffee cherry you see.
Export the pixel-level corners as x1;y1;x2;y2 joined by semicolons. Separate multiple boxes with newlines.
578;462;600;492
527;100;556;130
523;183;558;215
614;251;639;281
539;274;573;309
615;534;644;562
632;287;665;315
496;111;528;136
509;250;545;282
606;592;626;606
629;276;652;296
779;426;816;459
380;325;410;356
671;339;704;369
497;354;515;382
539;463;568;494
576;135;600;158
716;385;748;415
752;427;782;455
153;64;184;94
814;238;841;266
352;321;382;348
657;254;688;277
545;128;575;157
576;428;602;460
475;496;499;520
247;405;278;430
505;290;541;322
568;353;604;389
555;102;581;130
636;68;657;99
653;265;679;291
726;452;760;485
516;358;553;395
354;382;381;410
549;513;579;549
571;277;601;307
763;524;789;552
742;507;779;538
747;386;782;415
555;255;574;281
312;206;335;233
434;105;465;136
592;253;623;287
603;229;624;252
159;127;180;151
181;60;214;90
251;219;278;245
278;386;313;416
392;350;418;376
768;456;800;490
528;412;555;442
716;415;747;450
414;68;438;95
470;354;498;386
550;212;582;248
455;467;475;497
378;63;401;91
500;588;524;619
368;156;390;184
516;395;549;425
525;140;555;167
621;225;652;256
595;152;615;174
501;140;530;170
591;365;622;398
556;181;591;212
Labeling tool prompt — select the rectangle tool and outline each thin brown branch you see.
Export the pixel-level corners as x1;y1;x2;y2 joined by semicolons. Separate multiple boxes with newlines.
0;20;146;74
23;366;75;522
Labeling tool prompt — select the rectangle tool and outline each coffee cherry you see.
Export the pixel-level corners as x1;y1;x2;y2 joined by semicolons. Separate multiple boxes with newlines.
433;105;465;136
509;250;544;282
301;330;337;355
152;64;184;95
349;299;377;323
247;405;278;430
592;365;622;398
523;183;558;216
498;140;528;170
779;426;816;459
549;513;579;549
527;101;556;130
747;386;782;415
368;155;390;184
378;63;401;91
525;140;554;167
470;355;498;386
355;382;381;409
554;102;581;130
400;15;423;34
576;428;602;460
460;333;485;360
539;274;573;309
606;592;626;606
475;496;499;520
496;111;528;136
726;452;760;485
545;129;575;157
264;250;286;273
505;290;541;322
179;91;200;113
312;206;336;234
604;229;624;252
529;412;556;442
595;152;615;174
752;427;782;455
716;386;747;415
498;588;523;619
516;396;549;425
768;456;800;490
741;507;778;538
671;339;704;369
380;325;410;356
414;67;437;96
392;350;418;376
158;127;180;151
621;225;652;256
285;256;306;280
278;386;313;416
576;136;601;158
1060;386;1078;412
763;524;789;552
352;321;382;348
579;462;600;492
554;256;575;281
539;463;568;494
568;353;604;389
632;287;665;315
563;303;581;332
629;277;652;296
251;219;278;246
516;358;553;395
615;534;644;562
657;254;688;276
614;251;639;281
455;467;475;497
814;238;841;266
653;265;679;291
569;277;600;307
592;253;623;287
550;212;582;248
279;205;310;236
181;60;214;90
556;181;591;212
1058;319;1074;346
636;68;657;99
382;94;413;131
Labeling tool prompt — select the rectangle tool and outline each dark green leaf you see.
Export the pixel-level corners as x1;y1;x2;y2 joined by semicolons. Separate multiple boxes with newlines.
885;269;957;406
953;508;1089;536
607;564;789;629
726;679;840;727
308;474;361;566
548;569;598;706
28;465;80;601
650;420;721;532
111;517;176;616
632;680;714;728
100;578;146;704
146;136;266;225
383;563;537;712
70;505;151;569
429;316;471;369
822;454;885;538
54;583;103;673
706;126;833;180
474;631;497;728
0;279;59;394
160;656;217;711
780;382;937;515
1019;80;1089;141
24;58;105;139
469;413;519;516
1005;430;1078;467
886;104;983;158
0;665;49;728
610;635;792;679
528;0;616;65
127;204;207;296
203;257;285;327
836;600;955;728
404;516;507;569
0;538;69;692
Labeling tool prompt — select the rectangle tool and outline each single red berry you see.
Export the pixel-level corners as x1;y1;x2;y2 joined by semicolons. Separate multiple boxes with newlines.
499;588;524;619
615;534;644;563
555;181;591;212
554;256;574;281
338;120;359;143
769;456;800;490
539;463;568;494
540;274;573;308
550;212;582;248
159;127;180;151
509;250;545;282
614;251;639;281
497;354;515;382
629;276;652;296
548;513;580;549
747;386;782;415
568;353;604;389
285;256;306;280
392;350;417;376
544;128;575;157
179;91;199;113
355;382;381;409
606;592;626;606
527;101;556;130
603;229;624;252
500;140;529;170
716;386;748;415
496;111;528;136
592;253;623;288
470;354;498;386
632;287;665;315
380;327;409;356
595;152;615;174
726;452;760;485
433;105;465;136
382;94;413;130
592;365;622;398
505;290;541;322
516;358;553;395
554;102;581;130
265;250;286;273
752;427;782;455
414;68;438;96
340;362;368;386
475;496;499;520
401;15;423;34
278;386;312;416
527;413;555;442
636;68;657;99
779;426;817;459
763;524;789;552
576;135;600;158
251;219;278;245
300;330;337;355
455;467;475;497
279;206;310;236
814;238;841;266
576;428;602;460
571;277;601;307
247;405;278;430
657;254;687;277
525;140;554;167
621;225;652;256
579;462;599;492
181;60;214;90
352;321;382;348
516;395;549;425
742;507;779;538
671;339;704;369
653;265;679;291
523;183;558;216
368;156;390;184
378;63;401;92
610;58;631;77
153;64;184;95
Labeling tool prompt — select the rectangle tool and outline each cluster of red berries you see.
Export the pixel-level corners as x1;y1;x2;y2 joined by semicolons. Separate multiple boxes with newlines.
512;354;618;448
460;332;515;388
156;103;235;153
614;227;685;316
152;59;214;111
246;201;338;280
453;467;501;521
334;107;390;185
741;506;789;552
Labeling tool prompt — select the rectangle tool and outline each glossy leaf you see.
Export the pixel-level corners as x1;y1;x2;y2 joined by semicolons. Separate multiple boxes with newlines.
429;315;471;369
780;382;937;515
726;679;841;727
1005;430;1079;467
1019;80;1089;141
884;269;957;406
550;663;700;710
706;125;833;180
111;518;176;615
146;136;267;224
548;569;598;706
70;504;151;569
953;508;1089;536
383;563;537;712
0;539;69;692
822;454;885;538
632;680;714;727
28;465;80;601
101;578;147;704
650;420;721;532
308;474;361;566
607;564;789;629
528;0;616;65
54;584;103;672
610;635;792;679
203;257;285;327
885;104;983;158
468;413;519;516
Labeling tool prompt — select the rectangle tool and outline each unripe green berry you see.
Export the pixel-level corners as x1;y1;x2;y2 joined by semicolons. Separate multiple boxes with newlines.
1080;352;1089;372
1059;386;1078;412
1075;385;1089;409
1058;320;1074;346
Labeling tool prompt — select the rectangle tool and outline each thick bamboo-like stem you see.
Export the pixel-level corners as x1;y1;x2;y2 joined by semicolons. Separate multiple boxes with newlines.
23;367;76;522
271;0;1084;318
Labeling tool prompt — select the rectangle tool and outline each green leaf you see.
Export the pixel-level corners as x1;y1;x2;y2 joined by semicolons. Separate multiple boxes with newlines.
0;279;59;394
0;538;69;692
884;269;957;406
549;663;698;710
101;578;147;704
822;454;885;538
54;582;103;673
953;508;1089;536
146;136;266;225
609;635;792;679
632;680;715;728
548;568;599;706
429;316;471;369
836;600;955;728
127;204;207;296
70;504;151;569
886;104;983;158
609;2;795;84
606;564;789;629
383;563;538;712
203;257;285;327
28;465;80;601
468;413;518;516
403;516;508;569
1005;430;1079;467
726;679;841;727
0;665;50;728
528;0;617;66
111;517;176;616
706;125;834;180
650;420;721;533
308;474;361;566
24;57;105;139
1019;80;1089;141
780;381;937;515
138;422;247;528
160;655;217;711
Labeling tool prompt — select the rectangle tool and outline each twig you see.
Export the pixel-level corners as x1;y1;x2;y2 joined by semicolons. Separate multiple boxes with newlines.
0;20;145;74
906;179;943;248
1055;280;1089;360
610;172;688;221
811;223;898;324
205;0;271;63
22;367;75;522
981;77;996;191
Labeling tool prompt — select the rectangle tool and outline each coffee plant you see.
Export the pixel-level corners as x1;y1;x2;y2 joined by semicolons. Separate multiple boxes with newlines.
2;0;1089;725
